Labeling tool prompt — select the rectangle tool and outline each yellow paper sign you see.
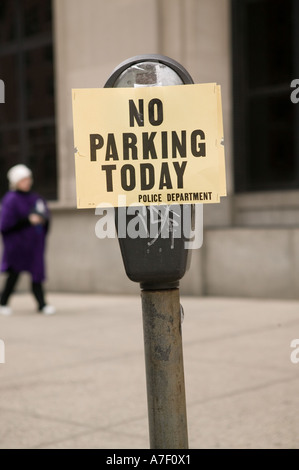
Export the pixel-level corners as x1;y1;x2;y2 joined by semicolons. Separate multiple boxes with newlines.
72;83;226;208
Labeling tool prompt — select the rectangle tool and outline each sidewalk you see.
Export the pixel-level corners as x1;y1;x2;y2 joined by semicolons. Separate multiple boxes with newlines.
0;292;299;449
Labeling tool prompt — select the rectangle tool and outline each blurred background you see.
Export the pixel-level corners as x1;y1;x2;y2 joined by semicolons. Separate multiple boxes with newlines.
0;0;298;299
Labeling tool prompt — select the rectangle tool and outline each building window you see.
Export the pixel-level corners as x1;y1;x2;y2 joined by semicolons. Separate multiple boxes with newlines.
0;0;57;200
232;0;299;192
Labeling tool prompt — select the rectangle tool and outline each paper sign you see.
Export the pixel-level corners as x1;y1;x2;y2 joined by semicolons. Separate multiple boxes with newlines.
72;83;226;208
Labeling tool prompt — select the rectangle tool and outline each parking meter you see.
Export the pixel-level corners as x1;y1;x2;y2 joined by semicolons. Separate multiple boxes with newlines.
71;54;224;449
104;55;199;290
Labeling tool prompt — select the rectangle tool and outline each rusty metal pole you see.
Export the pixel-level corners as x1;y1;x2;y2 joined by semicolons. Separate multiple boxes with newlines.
141;288;188;449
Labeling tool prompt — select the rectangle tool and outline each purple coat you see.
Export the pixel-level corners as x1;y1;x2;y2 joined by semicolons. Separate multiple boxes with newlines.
0;190;49;282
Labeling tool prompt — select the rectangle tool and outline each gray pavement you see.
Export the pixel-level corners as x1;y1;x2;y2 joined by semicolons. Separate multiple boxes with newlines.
0;291;299;449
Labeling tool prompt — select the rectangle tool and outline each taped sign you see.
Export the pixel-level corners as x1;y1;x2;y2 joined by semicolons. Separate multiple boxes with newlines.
72;83;226;208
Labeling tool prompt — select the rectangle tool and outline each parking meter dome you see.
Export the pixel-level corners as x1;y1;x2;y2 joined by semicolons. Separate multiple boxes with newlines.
113;61;184;88
104;54;194;89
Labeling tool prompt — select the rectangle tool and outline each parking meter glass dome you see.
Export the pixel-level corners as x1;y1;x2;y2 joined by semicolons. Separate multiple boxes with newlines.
113;61;184;88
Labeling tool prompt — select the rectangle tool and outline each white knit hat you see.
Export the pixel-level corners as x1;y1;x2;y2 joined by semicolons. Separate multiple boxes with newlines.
7;164;32;189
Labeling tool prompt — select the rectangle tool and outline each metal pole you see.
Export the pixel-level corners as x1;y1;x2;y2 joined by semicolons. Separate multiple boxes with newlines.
141;288;188;449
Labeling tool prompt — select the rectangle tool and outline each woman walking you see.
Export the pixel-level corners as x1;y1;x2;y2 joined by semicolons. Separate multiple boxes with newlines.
0;164;55;315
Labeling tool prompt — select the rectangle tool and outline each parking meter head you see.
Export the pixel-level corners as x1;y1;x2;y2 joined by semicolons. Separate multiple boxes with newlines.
104;55;194;290
104;54;194;88
112;61;185;90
